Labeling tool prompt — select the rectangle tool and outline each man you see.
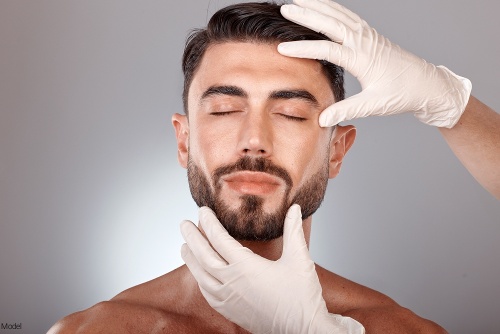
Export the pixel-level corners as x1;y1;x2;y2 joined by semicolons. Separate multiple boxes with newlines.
49;1;499;333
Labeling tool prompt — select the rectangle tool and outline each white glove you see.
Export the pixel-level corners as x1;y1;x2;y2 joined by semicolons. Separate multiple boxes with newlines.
180;204;365;334
278;0;472;128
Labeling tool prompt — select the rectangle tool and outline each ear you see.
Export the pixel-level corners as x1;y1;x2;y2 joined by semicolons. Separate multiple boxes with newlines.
328;125;356;179
172;113;189;168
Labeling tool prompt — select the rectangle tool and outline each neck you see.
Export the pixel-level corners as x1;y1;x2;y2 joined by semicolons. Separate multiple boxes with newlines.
238;216;312;261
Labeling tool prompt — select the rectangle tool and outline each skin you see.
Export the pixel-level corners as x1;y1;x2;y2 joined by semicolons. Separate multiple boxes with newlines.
439;95;500;200
48;42;447;333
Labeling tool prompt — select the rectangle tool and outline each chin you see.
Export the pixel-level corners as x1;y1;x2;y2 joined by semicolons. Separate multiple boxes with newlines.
211;195;288;241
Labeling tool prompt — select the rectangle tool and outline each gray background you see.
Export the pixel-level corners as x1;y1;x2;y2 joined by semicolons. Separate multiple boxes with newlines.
1;0;499;333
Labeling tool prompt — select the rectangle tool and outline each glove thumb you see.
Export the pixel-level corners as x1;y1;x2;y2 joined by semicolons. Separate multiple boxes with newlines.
319;90;388;126
281;204;310;261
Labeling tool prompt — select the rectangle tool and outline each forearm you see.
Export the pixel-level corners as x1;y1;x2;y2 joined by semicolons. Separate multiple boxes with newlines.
439;95;500;199
344;306;448;334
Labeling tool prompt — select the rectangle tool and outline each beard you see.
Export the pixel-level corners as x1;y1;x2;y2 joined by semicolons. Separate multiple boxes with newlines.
187;155;329;241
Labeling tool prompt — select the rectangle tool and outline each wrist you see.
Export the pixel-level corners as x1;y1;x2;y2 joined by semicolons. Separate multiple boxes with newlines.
416;65;472;128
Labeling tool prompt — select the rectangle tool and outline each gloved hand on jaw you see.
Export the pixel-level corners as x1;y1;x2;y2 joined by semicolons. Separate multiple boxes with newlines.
278;0;472;128
180;204;365;334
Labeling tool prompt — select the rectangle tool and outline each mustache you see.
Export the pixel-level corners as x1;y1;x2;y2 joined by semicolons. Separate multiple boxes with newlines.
212;156;293;188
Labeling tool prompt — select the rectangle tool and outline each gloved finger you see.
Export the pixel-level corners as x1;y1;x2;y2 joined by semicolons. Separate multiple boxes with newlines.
199;285;228;309
202;290;252;330
180;220;228;272
181;243;222;287
198;207;256;264
281;204;310;261
305;0;365;26
291;0;359;30
181;243;231;302
278;40;357;76
281;4;348;44
327;313;366;334
318;91;387;126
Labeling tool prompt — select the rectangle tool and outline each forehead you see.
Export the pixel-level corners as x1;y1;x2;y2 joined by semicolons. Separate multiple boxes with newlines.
188;42;335;107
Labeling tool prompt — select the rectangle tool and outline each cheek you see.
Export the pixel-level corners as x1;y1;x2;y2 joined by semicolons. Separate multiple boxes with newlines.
189;120;237;169
274;128;330;186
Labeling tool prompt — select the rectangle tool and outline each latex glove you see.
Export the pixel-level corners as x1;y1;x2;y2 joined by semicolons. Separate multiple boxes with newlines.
180;204;364;334
278;0;472;128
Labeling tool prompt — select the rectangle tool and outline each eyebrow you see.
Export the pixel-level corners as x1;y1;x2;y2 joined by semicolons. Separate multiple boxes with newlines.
201;85;248;100
200;85;320;108
268;89;320;108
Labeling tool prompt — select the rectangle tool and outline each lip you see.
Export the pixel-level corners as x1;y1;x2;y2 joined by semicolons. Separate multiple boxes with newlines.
222;171;283;195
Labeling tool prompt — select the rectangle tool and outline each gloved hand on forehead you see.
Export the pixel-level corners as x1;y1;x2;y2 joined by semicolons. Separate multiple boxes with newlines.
278;0;472;128
180;204;365;334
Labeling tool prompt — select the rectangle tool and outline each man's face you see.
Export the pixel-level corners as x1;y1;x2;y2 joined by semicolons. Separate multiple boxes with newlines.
174;42;348;241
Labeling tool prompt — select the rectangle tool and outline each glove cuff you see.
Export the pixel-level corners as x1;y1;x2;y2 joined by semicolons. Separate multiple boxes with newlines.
422;65;472;128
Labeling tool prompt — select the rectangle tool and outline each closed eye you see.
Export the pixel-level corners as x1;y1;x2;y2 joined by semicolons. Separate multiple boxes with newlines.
210;111;238;116
280;114;307;122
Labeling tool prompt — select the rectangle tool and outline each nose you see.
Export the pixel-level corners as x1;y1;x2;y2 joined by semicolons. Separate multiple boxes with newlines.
237;112;273;158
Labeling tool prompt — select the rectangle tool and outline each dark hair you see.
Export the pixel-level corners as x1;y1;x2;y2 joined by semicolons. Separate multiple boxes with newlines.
182;1;344;114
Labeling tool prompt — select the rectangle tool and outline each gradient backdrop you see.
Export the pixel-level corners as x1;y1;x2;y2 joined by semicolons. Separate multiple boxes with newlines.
1;1;499;333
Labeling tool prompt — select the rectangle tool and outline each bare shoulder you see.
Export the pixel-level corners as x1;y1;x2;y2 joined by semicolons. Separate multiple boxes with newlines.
316;265;448;333
47;299;181;334
316;264;397;313
47;266;243;334
47;266;215;334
